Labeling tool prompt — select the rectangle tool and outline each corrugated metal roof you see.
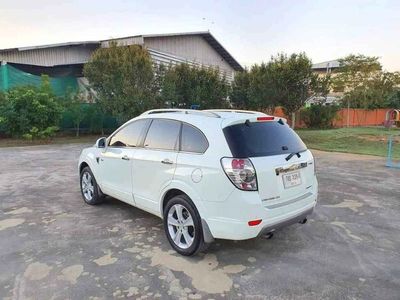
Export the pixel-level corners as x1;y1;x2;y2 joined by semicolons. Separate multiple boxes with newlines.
312;60;341;70
102;31;243;71
0;41;100;52
0;32;243;72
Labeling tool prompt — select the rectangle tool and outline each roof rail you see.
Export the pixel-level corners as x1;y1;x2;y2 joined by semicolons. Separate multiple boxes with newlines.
141;109;221;118
204;109;267;115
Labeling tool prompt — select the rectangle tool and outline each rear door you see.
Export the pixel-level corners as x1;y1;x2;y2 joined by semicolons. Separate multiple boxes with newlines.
131;118;181;214
223;120;315;208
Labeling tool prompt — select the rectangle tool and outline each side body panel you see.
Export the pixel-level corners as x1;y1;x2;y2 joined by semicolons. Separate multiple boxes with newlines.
132;149;178;215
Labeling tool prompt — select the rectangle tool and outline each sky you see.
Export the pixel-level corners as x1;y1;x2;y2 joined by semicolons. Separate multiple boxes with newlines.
1;0;399;71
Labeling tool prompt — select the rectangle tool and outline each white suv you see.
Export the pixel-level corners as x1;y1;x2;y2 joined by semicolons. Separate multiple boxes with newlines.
79;109;318;255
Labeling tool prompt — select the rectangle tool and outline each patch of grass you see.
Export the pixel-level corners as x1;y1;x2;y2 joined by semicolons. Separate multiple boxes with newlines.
297;127;400;159
0;134;101;148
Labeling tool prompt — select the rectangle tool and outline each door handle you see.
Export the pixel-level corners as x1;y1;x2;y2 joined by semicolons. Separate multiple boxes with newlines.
161;158;173;165
121;155;130;161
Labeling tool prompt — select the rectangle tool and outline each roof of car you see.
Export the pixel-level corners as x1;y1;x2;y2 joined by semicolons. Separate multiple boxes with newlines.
141;109;266;119
137;109;279;129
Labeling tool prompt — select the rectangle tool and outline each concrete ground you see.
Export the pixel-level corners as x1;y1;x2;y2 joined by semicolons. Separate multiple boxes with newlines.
0;144;399;300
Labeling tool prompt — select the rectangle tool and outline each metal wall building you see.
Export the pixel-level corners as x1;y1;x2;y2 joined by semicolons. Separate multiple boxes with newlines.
0;31;243;95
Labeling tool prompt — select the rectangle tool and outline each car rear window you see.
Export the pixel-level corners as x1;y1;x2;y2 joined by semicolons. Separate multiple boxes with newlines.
223;121;307;158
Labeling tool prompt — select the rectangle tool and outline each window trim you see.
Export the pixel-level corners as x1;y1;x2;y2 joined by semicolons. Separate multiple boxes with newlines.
106;117;209;154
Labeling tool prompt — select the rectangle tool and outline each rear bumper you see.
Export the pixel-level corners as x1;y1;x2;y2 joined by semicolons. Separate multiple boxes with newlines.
202;182;318;240
257;206;313;237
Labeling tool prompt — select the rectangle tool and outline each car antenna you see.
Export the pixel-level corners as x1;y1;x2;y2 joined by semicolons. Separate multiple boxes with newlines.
245;119;251;127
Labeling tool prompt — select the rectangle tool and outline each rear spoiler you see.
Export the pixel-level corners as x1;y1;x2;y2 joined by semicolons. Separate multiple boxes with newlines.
221;115;287;128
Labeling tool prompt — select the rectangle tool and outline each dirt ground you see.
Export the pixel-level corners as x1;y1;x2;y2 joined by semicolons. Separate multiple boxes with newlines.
0;144;399;299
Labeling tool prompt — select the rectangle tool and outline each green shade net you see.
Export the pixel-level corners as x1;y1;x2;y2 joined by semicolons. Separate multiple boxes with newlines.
0;64;78;97
0;64;118;132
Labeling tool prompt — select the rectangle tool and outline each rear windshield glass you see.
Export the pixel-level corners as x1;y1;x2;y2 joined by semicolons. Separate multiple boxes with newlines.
223;121;307;158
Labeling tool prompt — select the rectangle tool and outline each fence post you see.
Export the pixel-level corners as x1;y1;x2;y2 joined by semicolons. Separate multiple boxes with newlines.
386;136;393;167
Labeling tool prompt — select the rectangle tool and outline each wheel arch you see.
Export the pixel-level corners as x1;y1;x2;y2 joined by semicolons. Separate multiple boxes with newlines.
159;181;206;219
79;161;89;174
160;182;214;244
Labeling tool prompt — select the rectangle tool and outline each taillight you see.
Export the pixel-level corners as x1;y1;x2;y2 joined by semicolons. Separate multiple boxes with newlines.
221;158;257;191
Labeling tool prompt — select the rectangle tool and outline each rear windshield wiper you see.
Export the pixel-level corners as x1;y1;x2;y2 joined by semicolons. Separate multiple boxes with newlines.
285;152;301;161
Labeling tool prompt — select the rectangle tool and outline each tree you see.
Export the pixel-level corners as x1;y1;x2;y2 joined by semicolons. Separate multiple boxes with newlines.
248;63;277;113
161;63;229;109
230;65;273;111
64;92;87;137
230;70;251;109
385;89;400;108
311;74;332;104
332;54;400;109
0;76;62;137
332;54;382;93
84;102;106;134
83;43;156;122
268;53;315;128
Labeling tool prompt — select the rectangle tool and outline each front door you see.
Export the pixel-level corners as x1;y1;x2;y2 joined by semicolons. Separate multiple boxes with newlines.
98;119;151;205
99;147;135;204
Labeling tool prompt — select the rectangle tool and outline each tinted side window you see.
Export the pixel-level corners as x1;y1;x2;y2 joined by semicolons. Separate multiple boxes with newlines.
109;119;149;147
181;124;208;153
144;119;181;150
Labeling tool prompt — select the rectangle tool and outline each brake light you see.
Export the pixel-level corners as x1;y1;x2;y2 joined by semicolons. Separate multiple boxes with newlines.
248;219;262;226
257;116;274;121
221;158;257;191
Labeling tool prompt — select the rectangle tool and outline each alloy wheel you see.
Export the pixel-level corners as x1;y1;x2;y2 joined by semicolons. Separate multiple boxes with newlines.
81;171;94;201
167;204;195;249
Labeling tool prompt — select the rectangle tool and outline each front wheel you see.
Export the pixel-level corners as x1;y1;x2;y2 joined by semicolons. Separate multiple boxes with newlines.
80;166;104;205
163;195;205;256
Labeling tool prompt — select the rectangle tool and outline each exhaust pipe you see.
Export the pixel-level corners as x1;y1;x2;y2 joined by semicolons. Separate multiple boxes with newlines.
263;232;274;239
299;218;307;225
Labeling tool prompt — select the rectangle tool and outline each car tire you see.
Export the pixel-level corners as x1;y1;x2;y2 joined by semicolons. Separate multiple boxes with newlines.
80;166;104;205
163;194;205;256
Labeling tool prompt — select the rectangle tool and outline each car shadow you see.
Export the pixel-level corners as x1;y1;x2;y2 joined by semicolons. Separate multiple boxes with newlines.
96;196;311;262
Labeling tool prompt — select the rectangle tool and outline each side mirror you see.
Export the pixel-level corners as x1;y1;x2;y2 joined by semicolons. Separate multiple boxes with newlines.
96;137;106;148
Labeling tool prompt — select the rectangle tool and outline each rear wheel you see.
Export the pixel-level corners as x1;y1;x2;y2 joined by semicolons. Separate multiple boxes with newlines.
80;166;104;205
163;195;205;256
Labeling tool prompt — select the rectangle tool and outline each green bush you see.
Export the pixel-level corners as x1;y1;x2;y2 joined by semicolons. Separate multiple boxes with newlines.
301;105;339;129
22;126;59;141
0;92;6;133
0;77;63;137
385;90;400;108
